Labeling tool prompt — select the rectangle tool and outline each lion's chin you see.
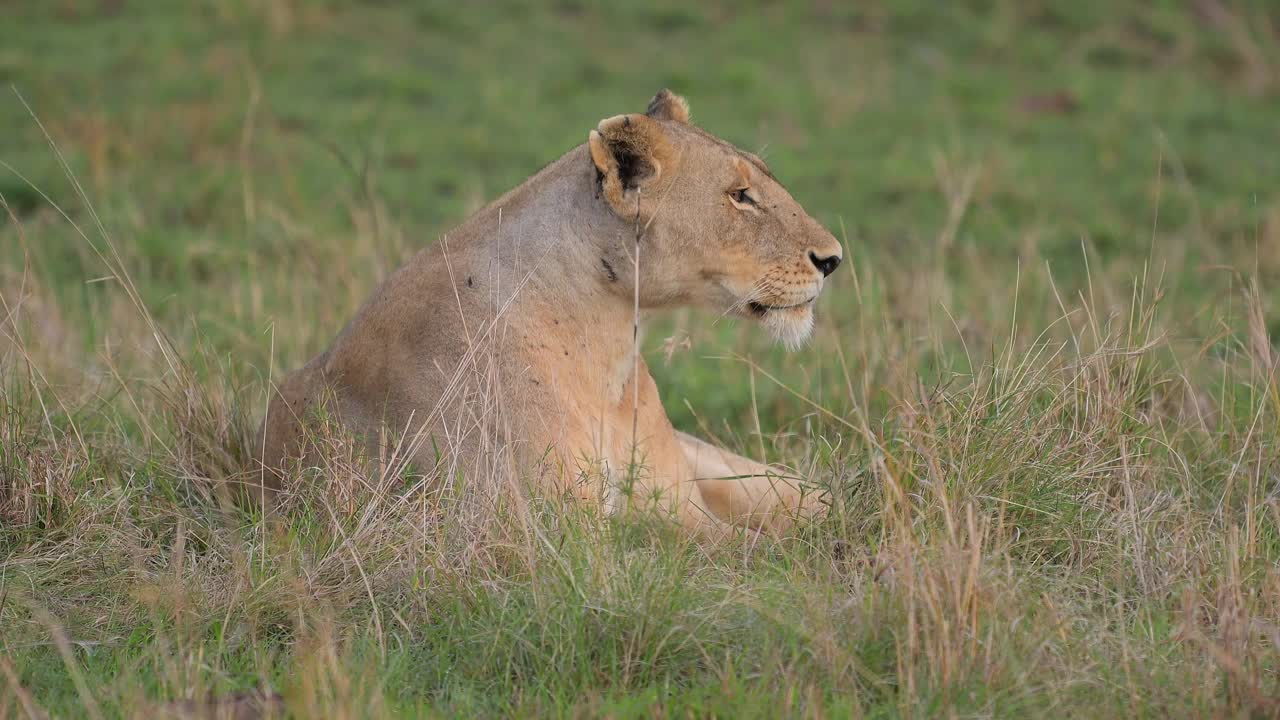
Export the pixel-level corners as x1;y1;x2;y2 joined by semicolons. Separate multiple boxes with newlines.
760;304;815;351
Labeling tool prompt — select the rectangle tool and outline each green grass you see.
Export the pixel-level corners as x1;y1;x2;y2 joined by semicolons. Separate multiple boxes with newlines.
2;1;1279;717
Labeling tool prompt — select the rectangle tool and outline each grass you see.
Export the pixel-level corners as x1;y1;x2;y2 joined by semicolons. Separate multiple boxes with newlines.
2;0;1279;717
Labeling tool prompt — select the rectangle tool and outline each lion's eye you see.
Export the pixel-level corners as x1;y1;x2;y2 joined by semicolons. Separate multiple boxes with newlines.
729;188;757;206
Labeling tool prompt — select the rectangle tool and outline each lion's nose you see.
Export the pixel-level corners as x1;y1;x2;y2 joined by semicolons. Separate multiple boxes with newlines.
809;251;841;277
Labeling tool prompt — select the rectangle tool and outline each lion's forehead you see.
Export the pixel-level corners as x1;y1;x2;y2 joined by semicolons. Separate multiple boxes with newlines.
680;126;778;183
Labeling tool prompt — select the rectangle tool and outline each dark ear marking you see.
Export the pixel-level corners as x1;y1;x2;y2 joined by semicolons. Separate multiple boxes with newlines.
610;142;652;190
588;113;671;217
601;258;618;282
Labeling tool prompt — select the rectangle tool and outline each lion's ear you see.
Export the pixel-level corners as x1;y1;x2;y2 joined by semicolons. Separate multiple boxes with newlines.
645;89;690;123
588;113;673;216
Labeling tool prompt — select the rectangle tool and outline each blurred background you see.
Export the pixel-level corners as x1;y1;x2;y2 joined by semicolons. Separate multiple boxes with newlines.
2;0;1278;436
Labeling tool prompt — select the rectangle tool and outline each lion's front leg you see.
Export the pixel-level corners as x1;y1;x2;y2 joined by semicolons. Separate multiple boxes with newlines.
677;431;826;533
601;433;732;538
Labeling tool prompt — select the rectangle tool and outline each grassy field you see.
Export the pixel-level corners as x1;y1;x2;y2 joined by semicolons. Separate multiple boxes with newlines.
2;0;1279;716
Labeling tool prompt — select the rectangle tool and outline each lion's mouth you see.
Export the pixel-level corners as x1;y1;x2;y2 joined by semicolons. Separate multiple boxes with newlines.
747;299;813;316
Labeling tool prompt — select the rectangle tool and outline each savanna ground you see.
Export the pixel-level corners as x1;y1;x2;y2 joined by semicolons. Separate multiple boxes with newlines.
2;1;1279;717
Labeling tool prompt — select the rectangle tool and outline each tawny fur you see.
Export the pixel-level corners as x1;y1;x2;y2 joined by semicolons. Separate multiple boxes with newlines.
257;90;843;533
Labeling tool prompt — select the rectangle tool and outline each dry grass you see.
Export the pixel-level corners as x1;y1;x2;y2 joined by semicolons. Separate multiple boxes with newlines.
1;139;1278;715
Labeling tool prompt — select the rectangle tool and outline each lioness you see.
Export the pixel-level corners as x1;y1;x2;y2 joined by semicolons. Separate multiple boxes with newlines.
258;90;843;533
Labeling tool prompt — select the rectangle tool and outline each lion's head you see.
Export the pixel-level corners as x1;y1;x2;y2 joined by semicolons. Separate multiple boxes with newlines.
587;89;843;349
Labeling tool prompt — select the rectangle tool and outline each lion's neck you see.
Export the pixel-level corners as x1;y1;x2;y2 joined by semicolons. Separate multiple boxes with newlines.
447;145;648;405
